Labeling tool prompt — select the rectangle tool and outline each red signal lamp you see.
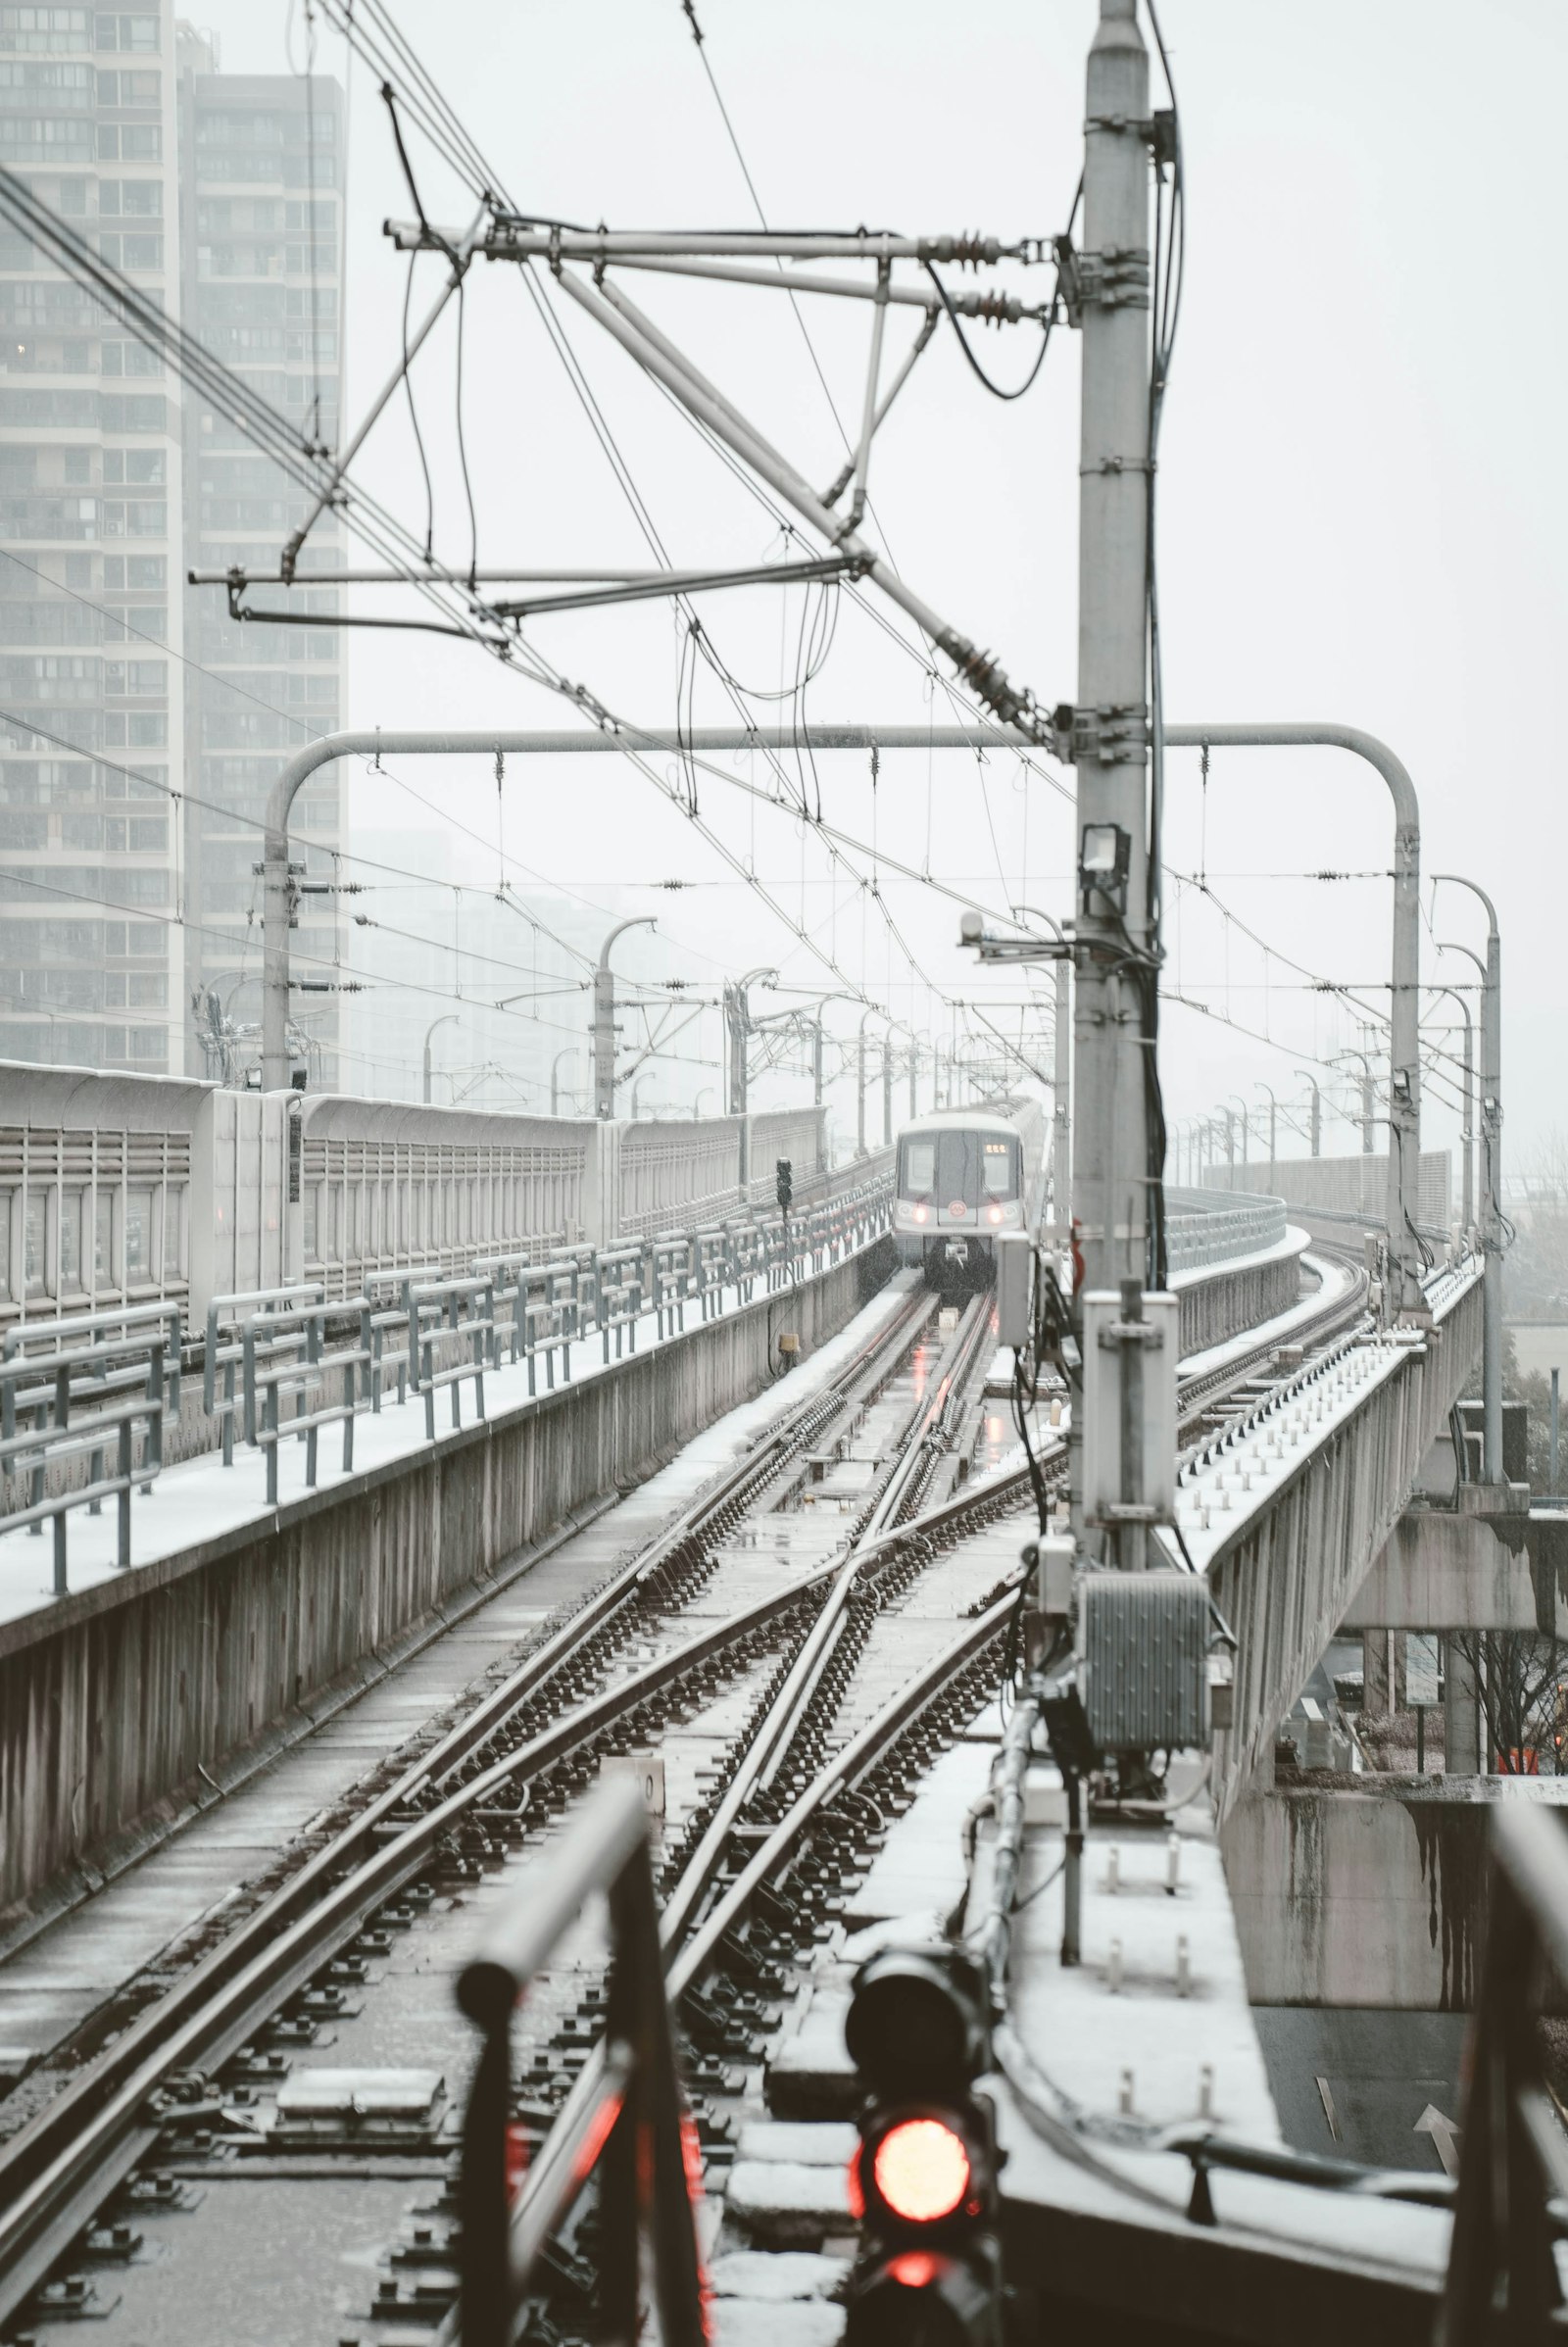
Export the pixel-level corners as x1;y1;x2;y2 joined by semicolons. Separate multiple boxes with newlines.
872;2118;971;2225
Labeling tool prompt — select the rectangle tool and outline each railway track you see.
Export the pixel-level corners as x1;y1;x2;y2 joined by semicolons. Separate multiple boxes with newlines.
0;1248;1370;2340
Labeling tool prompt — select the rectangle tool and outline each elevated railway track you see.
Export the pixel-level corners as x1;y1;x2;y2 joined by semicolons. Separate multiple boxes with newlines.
0;1246;1377;2340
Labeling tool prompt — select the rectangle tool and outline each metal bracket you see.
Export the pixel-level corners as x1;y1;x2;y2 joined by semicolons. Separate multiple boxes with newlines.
1054;236;1151;323
1083;111;1177;167
1051;702;1150;767
1097;1320;1165;1350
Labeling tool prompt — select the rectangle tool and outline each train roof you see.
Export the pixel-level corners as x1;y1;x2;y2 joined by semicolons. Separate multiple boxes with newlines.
894;1106;1034;1142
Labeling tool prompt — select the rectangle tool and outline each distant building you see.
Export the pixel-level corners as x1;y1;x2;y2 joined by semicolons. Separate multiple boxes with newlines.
0;3;345;1082
0;1;186;1074
176;26;344;1087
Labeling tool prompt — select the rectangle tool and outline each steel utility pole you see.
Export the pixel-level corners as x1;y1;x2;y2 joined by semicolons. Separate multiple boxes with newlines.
1296;1070;1322;1157
422;1012;458;1104
857;1009;872;1157
1436;875;1503;1486
881;1026;894;1148
1070;0;1152;1303
1428;979;1475;1235
593;917;655;1121
1336;1049;1376;1155
723;965;777;1117
1255;1083;1279;1175
1229;1096;1250;1173
550;1046;575;1116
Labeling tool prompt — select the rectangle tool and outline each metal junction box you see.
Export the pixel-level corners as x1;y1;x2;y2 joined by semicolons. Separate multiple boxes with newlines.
1078;1569;1209;1752
1078;1288;1178;1528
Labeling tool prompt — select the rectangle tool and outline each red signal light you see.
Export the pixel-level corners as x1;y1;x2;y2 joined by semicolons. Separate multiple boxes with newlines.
872;2118;971;2225
888;2251;942;2289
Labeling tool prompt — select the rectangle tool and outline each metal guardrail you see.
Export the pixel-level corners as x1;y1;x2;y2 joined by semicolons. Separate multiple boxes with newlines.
2;1176;893;1599
1436;1803;1568;2342
0;1356;164;1592
457;1773;705;2347
0;1301;177;1590
1165;1186;1289;1276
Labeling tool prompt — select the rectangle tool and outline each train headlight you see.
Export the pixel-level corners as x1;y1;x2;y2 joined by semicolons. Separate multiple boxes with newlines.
913;1204;928;1225
986;1205;1003;1226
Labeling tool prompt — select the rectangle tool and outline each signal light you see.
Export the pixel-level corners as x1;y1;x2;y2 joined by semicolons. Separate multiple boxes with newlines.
871;2118;971;2224
775;1155;793;1212
843;1946;1004;2346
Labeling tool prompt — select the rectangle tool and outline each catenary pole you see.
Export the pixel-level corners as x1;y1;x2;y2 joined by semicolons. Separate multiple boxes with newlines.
593;918;656;1120
1428;980;1475;1235
1436;875;1504;1484
1070;0;1153;1309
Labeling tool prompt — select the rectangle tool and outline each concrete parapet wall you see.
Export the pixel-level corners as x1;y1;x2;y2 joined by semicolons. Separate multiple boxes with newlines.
1209;1272;1485;1821
1221;1781;1567;2010
0;1237;893;1925
1174;1236;1305;1355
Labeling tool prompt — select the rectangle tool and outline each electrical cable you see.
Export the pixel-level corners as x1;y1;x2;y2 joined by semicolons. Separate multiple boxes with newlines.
400;245;436;561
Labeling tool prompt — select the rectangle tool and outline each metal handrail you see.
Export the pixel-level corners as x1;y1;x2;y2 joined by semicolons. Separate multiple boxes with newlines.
0;1346;164;1589
1164;1186;1289;1275
456;1773;706;2347
1437;1803;1568;2340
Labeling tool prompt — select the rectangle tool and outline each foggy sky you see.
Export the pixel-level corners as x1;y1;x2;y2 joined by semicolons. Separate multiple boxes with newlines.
188;0;1567;1173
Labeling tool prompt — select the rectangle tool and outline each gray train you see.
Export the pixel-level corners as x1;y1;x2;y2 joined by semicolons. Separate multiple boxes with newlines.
890;1100;1046;1288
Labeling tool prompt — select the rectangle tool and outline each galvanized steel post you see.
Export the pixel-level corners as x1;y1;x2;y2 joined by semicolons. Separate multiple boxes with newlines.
1436;876;1503;1482
593;917;656;1121
1165;724;1425;1318
1070;0;1153;1304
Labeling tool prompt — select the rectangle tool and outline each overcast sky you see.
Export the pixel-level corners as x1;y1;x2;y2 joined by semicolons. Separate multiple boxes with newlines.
193;0;1566;1175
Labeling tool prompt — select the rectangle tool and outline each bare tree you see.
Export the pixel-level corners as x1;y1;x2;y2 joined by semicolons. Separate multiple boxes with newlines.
1450;1631;1568;1773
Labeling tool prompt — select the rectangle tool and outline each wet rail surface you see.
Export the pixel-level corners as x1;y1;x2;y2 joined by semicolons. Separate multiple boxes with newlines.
0;1252;1371;2344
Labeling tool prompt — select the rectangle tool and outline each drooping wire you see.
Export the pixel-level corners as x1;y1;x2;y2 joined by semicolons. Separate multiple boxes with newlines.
455;274;479;582
401;247;436;561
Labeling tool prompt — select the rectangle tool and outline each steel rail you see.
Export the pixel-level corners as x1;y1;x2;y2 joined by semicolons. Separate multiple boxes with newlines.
0;1256;1374;2319
488;1587;1018;2315
471;1254;1389;2323
0;1286;935;2323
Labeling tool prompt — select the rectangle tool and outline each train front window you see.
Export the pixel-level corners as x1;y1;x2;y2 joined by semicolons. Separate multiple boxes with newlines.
983;1142;1014;1197
901;1139;935;1196
935;1131;982;1204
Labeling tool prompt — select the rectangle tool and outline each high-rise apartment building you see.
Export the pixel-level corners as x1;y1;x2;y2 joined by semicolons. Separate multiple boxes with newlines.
0;3;185;1074
177;28;344;1088
0;5;344;1083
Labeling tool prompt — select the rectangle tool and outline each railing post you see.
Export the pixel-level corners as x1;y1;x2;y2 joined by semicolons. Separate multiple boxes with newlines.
609;1834;707;2347
116;1413;132;1569
265;1376;279;1507
458;2008;513;2347
144;1337;163;1487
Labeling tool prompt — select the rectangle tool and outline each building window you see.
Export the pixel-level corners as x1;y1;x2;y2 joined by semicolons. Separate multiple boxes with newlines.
95;64;159;99
0;11;93;55
93;14;158;54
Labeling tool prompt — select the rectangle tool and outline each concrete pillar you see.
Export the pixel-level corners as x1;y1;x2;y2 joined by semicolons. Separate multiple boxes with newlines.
1362;1629;1398;1716
1444;1636;1479;1775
